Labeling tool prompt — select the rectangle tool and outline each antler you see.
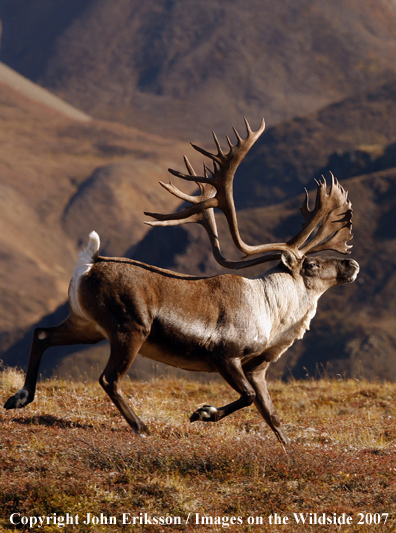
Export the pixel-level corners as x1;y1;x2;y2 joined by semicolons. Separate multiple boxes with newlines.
144;131;278;269
144;119;353;269
288;173;353;255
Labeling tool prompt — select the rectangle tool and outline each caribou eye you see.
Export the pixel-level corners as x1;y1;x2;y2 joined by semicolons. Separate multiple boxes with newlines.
305;261;318;270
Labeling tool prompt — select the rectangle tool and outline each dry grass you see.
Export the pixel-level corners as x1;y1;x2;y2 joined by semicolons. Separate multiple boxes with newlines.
1;368;396;532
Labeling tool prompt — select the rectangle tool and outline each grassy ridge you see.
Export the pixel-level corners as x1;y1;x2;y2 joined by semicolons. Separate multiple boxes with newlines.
1;368;395;532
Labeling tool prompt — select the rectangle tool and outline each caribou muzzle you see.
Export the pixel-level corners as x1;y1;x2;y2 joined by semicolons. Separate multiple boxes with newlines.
338;259;360;283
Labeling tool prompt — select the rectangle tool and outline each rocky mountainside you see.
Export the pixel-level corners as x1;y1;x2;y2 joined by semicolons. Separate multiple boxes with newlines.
1;0;396;139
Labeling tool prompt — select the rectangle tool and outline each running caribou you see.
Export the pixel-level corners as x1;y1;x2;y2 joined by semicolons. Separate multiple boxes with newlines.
4;119;359;446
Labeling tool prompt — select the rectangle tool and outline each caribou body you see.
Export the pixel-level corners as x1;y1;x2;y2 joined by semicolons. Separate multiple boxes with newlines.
4;119;359;445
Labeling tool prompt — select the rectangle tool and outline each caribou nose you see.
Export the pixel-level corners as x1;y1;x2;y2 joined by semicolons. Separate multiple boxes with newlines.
342;258;359;282
342;258;359;269
349;259;360;271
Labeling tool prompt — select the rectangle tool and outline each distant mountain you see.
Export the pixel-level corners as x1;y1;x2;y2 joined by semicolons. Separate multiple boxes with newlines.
233;80;396;208
0;61;91;121
1;0;396;139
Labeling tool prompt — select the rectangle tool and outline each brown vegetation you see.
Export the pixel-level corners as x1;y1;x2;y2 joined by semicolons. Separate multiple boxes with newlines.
1;367;395;532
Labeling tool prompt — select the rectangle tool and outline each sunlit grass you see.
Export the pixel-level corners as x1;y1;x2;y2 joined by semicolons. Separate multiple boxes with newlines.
1;371;395;531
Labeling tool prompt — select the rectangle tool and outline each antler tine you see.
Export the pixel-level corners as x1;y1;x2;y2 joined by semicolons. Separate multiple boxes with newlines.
225;135;234;151
232;127;243;145
168;167;213;184
190;142;222;165
288;173;353;256
184;155;196;176
244;117;253;134
212;131;224;157
158;181;201;204
204;163;214;178
144;196;218;226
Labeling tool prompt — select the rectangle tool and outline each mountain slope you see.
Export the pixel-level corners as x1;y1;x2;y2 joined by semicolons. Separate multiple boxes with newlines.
0;61;91;121
1;0;396;139
232;80;396;208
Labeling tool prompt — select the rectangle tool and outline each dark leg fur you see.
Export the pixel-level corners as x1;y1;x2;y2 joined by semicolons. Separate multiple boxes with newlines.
99;330;149;436
245;362;290;446
190;358;256;423
4;316;104;410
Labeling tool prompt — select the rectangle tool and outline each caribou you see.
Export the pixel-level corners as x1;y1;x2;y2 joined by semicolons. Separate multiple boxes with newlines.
4;119;359;445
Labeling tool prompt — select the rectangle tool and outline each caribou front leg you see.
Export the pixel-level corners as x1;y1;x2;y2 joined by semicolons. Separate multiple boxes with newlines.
190;358;256;423
245;361;290;446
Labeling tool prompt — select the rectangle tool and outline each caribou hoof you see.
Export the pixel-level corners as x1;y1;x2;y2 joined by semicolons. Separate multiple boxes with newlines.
137;423;151;437
4;389;30;410
190;404;219;423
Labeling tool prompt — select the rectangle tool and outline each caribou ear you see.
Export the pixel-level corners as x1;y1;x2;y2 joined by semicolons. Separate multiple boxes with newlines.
281;251;300;273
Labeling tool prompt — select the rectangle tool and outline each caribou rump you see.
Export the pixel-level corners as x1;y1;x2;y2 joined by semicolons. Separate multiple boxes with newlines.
4;119;359;446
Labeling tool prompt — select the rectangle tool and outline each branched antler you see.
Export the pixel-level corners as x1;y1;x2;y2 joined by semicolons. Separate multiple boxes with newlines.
289;173;353;255
144;119;353;269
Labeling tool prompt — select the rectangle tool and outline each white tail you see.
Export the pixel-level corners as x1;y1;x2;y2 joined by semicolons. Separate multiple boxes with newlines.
69;231;101;319
79;230;101;265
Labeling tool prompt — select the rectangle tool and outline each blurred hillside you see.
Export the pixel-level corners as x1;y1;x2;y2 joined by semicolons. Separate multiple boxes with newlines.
1;0;396;139
0;1;396;381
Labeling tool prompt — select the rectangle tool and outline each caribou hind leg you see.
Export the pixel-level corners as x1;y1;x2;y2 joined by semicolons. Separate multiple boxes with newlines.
4;315;105;410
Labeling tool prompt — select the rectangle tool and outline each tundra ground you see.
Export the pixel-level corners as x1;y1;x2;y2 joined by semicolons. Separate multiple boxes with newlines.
0;367;395;532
